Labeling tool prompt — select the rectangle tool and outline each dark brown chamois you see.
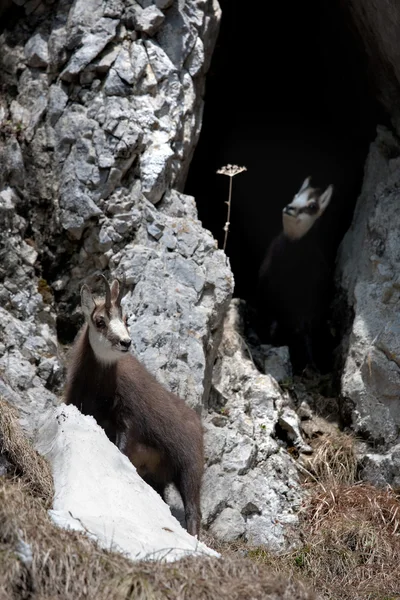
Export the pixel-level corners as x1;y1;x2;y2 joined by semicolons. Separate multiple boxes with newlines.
64;275;204;537
257;177;334;373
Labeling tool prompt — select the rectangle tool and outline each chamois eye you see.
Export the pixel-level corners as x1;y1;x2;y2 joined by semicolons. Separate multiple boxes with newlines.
306;202;318;213
95;317;106;329
123;314;128;326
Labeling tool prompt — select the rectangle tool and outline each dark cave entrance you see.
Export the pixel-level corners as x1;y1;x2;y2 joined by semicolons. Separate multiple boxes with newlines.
185;0;385;305
185;0;387;374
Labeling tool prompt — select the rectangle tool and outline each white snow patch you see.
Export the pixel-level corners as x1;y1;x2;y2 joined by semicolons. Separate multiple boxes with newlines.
35;404;218;562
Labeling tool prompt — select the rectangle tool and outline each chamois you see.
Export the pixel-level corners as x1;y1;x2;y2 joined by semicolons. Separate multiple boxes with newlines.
64;275;204;537
257;177;334;372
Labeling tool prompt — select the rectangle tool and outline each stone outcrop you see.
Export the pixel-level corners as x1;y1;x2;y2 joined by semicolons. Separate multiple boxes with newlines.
0;0;228;437
201;301;303;549
3;0;400;550
336;125;400;485
0;0;316;549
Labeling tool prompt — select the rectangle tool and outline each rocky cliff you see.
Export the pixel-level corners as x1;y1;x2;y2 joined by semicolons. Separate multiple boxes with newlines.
1;0;399;549
0;0;307;547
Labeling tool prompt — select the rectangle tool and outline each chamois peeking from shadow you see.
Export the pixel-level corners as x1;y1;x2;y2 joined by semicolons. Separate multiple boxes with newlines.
64;274;204;537
257;177;334;373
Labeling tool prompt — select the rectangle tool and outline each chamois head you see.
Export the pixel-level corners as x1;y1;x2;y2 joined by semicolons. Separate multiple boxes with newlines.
282;176;333;240
81;274;131;364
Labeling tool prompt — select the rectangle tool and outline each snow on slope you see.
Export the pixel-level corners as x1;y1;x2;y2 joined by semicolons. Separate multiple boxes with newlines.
35;404;218;562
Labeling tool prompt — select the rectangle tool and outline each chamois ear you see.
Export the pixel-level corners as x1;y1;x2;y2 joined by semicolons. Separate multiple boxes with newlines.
319;184;334;213
81;285;96;318
110;279;120;302
111;275;127;306
298;176;311;195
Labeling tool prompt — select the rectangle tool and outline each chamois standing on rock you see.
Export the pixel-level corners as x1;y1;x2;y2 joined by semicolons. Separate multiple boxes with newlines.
257;177;334;372
65;275;204;537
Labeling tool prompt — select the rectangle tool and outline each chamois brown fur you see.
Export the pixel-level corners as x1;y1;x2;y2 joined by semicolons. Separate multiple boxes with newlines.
257;227;332;372
65;316;204;537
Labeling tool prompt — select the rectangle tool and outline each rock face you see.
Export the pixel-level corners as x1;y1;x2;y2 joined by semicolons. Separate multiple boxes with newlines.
336;125;400;484
201;301;303;549
0;0;305;549
0;0;228;436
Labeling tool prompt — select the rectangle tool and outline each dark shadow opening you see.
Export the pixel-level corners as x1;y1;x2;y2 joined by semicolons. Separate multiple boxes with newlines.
0;2;24;35
185;0;386;305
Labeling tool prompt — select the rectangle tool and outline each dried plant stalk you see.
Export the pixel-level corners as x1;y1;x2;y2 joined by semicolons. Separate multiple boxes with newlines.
217;164;247;251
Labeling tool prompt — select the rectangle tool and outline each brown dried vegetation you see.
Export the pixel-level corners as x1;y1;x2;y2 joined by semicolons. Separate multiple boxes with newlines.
245;426;400;600
0;479;315;600
0;397;399;599
0;398;53;506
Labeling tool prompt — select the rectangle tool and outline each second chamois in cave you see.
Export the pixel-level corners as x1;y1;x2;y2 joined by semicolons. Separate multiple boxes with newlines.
257;177;334;372
64;274;204;537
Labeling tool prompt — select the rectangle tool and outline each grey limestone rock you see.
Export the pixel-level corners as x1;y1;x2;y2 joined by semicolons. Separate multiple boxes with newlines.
24;33;49;68
0;0;309;552
131;4;165;35
109;189;233;410
358;444;400;488
60;19;119;81
336;125;400;482
0;0;224;446
201;300;305;549
156;0;173;8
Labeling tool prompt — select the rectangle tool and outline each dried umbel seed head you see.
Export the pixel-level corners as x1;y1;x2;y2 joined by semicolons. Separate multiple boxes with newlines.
217;164;247;177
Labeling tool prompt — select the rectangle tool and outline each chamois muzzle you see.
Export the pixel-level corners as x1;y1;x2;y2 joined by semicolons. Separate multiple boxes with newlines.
283;205;296;216
119;339;132;352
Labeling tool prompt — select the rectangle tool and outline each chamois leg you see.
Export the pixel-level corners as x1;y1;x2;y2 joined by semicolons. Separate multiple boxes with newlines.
175;471;201;537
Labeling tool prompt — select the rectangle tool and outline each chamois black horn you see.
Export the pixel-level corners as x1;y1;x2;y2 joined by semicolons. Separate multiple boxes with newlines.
116;274;126;307
99;273;111;309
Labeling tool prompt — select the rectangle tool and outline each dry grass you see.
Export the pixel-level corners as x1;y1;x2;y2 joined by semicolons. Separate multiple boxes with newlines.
0;477;316;600
1;396;399;599
0;397;53;506
302;429;358;486
0;397;315;600
245;427;400;600
293;482;400;599
244;483;400;600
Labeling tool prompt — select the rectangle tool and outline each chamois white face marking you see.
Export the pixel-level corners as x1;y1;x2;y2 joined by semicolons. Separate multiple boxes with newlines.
81;279;132;365
282;177;333;240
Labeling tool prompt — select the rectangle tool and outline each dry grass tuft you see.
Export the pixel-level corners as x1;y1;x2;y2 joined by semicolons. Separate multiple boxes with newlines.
294;482;400;599
247;482;400;600
0;397;54;506
303;429;358;486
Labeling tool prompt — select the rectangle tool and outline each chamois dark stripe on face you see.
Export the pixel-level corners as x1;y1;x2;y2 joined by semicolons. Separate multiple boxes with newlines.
302;202;319;215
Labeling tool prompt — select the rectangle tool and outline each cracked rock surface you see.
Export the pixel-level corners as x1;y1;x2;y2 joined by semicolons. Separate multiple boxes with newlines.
336;125;400;484
201;301;303;549
0;0;227;429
